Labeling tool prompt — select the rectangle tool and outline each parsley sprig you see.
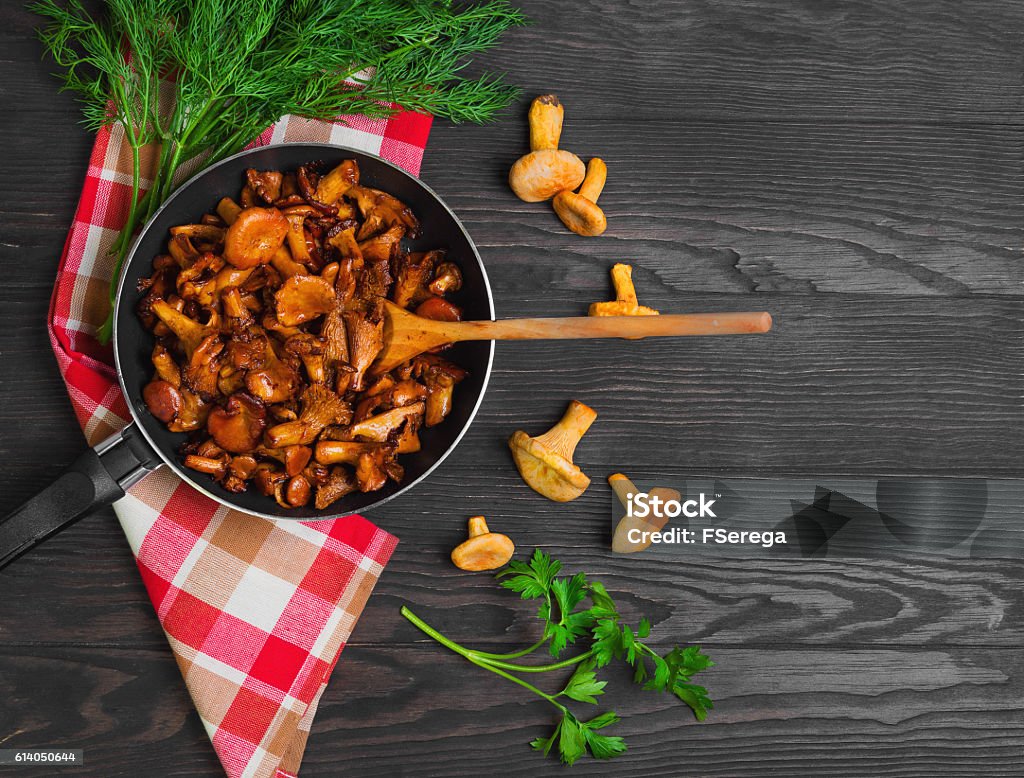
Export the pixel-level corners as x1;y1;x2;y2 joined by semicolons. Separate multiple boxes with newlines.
401;549;714;765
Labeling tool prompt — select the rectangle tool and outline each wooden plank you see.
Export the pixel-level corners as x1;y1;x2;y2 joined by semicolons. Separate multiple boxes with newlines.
8;120;1023;297
311;644;1024;776
0;521;1020;650
356;549;1024;650
422;121;1024;298
4;2;1024;125
474;0;1024;123
2;292;1021;493
0;646;220;778
0;644;1018;777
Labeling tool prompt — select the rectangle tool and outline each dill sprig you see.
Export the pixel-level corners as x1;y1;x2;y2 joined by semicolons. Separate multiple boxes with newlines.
32;0;527;342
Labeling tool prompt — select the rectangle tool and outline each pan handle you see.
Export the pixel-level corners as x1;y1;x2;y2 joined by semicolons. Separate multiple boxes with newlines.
0;423;160;571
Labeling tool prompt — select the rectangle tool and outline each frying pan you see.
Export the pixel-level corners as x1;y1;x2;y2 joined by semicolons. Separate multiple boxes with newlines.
0;143;495;569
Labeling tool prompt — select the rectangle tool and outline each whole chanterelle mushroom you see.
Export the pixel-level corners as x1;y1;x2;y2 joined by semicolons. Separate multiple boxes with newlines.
508;400;597;502
589;263;659;317
451;516;515;571
508;95;585;203
553;157;607;237
608;473;681;554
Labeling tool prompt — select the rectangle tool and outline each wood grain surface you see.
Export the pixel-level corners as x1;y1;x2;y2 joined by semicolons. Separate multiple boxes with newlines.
0;0;1021;776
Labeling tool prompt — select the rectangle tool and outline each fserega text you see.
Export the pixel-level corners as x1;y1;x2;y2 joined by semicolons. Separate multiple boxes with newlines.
626;527;788;548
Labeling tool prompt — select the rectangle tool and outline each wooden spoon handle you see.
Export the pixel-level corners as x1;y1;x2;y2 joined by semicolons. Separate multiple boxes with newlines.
446;311;773;343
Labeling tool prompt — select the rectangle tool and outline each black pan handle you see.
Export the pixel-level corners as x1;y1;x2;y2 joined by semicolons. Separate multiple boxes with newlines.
0;423;160;570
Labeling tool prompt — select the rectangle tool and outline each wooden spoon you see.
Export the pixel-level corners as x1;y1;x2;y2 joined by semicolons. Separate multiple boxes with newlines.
373;301;772;374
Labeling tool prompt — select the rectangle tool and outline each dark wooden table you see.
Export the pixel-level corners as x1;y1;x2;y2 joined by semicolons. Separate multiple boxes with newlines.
1;1;1022;776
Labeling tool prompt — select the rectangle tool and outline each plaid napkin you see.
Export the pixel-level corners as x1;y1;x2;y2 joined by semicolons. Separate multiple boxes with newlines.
47;110;432;777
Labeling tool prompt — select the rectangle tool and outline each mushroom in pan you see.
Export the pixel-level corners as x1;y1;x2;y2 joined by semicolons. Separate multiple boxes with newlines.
245;339;301;404
207;393;267;454
315;466;358;509
143;380;182;424
315;440;393;466
347;185;420;239
391;250;439;308
223;207;289;269
427;261;463;297
315;159;360;205
284;332;327;384
245;168;283;204
359;224;405;264
343;306;385;392
274;274;336;326
139;158;469;509
150;299;216;357
353;445;404;492
265;385;352;447
348;402;426;442
408;355;467;427
182;333;224;400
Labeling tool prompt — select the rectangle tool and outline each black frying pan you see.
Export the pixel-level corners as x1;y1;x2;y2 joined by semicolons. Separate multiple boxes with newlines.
0;143;495;569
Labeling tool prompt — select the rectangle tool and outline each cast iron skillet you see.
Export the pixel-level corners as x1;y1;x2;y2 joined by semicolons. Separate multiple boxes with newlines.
0;143;495;569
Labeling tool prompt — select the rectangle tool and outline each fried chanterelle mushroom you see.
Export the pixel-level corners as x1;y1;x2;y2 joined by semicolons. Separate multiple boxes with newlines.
138;159;469;510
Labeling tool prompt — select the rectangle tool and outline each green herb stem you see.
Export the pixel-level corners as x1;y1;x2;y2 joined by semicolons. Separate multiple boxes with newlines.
107;139;141;307
470;637;548;661
401;606;566;711
477;652;593;674
466;655;567;713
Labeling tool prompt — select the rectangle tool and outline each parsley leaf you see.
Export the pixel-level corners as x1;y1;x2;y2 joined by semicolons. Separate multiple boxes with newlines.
591;617;624;668
580;713;628;760
536;711;627;765
497;548;560;599
551;572;588;614
561;661;607;704
558;713;587;766
584;711;620;729
667;645;716;680
673;682;714;721
586;580;619;616
548;572;602;655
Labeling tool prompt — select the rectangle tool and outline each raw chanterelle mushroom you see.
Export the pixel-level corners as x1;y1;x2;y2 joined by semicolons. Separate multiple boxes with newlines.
508;94;585;203
508;400;597;502
451;516;515;571
553;157;608;237
589;263;659;317
608;473;681;554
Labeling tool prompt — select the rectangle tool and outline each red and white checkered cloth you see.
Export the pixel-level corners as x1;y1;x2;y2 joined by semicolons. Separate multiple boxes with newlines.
48;110;432;777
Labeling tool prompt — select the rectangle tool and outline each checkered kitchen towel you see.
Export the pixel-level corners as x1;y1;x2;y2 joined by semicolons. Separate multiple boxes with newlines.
48;110;432;777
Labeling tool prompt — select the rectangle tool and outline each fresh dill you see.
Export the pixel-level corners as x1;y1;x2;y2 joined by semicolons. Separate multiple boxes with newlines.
32;0;527;341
